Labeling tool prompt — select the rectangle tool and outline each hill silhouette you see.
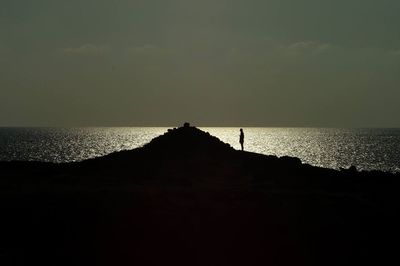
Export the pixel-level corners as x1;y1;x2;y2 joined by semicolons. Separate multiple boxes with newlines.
1;125;399;265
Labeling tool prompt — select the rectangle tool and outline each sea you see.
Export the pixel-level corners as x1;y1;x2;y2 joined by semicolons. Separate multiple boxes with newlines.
1;127;400;173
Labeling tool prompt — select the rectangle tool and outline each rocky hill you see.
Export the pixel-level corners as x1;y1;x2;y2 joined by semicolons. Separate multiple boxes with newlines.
1;125;399;265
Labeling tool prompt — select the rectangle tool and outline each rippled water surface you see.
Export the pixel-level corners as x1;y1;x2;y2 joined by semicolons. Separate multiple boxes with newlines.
1;127;400;172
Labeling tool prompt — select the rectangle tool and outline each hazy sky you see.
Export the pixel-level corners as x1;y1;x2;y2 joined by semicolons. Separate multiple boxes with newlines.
1;0;400;127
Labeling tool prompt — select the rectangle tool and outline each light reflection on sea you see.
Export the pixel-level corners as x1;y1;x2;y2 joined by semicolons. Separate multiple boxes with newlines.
1;127;400;172
202;128;400;172
0;127;167;163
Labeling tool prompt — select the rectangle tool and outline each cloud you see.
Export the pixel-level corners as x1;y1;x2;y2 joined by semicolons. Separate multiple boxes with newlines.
127;45;169;56
390;49;400;56
281;41;332;55
0;44;6;54
225;40;333;62
62;44;109;56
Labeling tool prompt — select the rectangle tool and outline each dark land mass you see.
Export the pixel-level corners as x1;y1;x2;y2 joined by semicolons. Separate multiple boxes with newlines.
1;126;399;265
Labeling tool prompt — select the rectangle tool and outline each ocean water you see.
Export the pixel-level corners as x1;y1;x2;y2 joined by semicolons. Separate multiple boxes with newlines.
0;127;400;172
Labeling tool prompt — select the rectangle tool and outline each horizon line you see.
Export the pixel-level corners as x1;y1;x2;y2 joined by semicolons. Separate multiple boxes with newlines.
1;125;400;129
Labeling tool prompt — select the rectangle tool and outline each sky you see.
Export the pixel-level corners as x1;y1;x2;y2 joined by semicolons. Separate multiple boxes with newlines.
1;0;400;127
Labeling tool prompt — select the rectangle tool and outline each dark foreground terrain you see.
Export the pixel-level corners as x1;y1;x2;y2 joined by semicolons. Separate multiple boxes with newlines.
1;126;399;265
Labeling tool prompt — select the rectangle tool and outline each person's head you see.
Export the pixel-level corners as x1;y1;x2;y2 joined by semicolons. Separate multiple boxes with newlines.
240;128;243;132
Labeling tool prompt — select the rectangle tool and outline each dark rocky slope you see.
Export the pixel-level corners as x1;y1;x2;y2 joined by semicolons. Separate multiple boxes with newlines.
1;126;399;265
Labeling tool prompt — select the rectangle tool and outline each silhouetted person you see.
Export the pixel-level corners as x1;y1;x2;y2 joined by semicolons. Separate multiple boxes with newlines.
239;128;244;151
